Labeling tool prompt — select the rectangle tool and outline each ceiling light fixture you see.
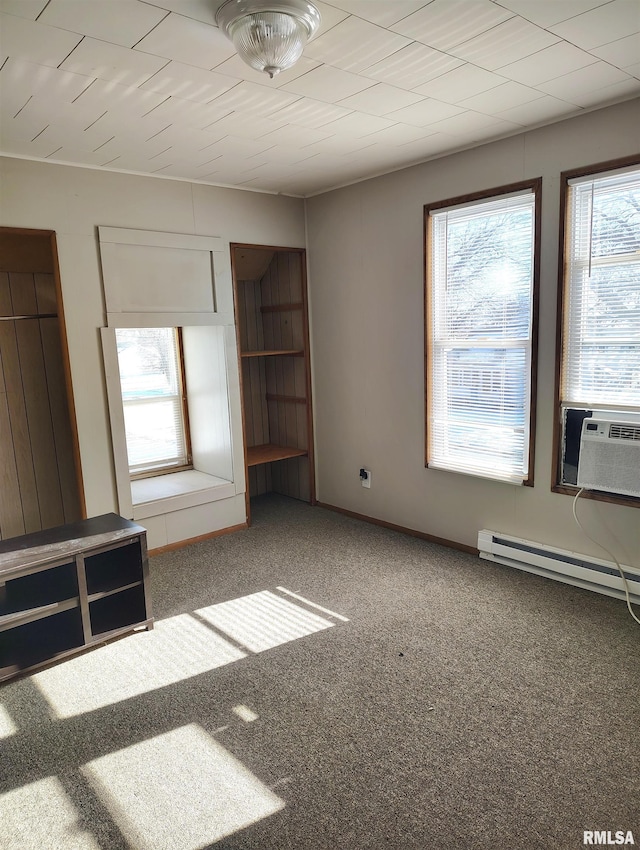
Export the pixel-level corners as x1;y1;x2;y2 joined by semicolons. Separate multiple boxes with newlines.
216;0;321;79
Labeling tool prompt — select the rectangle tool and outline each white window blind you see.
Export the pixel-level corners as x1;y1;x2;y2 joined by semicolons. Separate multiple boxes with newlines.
562;168;640;409
427;189;536;483
115;327;190;476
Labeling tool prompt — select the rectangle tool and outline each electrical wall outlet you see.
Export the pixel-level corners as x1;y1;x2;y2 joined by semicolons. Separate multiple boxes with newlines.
360;468;371;488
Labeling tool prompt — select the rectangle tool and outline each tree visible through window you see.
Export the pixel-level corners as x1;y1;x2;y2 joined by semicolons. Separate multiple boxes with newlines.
115;327;191;477
425;181;540;484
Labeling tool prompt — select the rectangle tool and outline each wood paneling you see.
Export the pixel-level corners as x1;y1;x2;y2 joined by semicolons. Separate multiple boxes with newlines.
0;231;53;274
0;238;83;538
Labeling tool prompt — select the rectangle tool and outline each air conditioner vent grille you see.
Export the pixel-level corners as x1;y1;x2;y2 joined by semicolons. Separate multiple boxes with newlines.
609;424;640;441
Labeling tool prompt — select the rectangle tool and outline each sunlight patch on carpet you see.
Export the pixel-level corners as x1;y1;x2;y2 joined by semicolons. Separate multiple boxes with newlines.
0;776;101;850
0;705;17;739
81;724;284;850
33;613;246;718
195;590;334;652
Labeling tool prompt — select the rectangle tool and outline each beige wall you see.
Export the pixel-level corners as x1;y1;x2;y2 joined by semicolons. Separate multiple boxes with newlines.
0;157;306;545
306;98;640;562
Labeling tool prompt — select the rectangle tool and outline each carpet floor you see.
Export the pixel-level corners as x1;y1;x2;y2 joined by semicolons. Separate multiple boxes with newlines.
0;494;638;850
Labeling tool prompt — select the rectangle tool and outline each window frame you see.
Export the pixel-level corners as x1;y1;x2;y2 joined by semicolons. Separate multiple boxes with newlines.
424;178;542;486
552;154;640;508
117;326;193;480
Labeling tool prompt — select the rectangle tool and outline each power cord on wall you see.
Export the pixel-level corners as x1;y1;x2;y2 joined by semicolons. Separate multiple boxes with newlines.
572;488;640;626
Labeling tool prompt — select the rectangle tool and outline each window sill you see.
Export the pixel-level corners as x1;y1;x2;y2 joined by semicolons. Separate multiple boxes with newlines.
552;484;640;509
131;470;235;520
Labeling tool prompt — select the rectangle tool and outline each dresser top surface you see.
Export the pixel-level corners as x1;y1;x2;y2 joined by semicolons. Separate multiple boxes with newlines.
0;514;146;575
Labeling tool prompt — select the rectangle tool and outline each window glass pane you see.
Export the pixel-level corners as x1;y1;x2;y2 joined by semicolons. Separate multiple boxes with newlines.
563;169;640;409
115;328;189;475
427;188;536;483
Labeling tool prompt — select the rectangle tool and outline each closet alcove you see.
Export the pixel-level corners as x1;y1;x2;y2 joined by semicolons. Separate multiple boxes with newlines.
0;227;84;539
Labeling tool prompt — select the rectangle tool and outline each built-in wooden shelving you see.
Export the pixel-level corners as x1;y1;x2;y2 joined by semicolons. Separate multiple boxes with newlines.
247;444;308;466
232;244;315;523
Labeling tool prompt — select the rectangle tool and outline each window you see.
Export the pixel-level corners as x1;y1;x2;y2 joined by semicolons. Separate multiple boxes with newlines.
556;159;640;498
115;327;191;477
425;180;540;484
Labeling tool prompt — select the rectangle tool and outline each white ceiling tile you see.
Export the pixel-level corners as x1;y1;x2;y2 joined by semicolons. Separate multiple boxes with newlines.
590;33;640;69
136;94;232;128
537;62;635;105
78;110;183;148
39;0;168;48
497;42;597;86
426;110;509;137
305;16;411;74
338;83;424;116
268;97;353;128
0;11;82;67
99;149;176;173
1;122;79;157
201;111;287;139
89;129;177;160
391;0;514;50
458;81;545;114
72;78;169;118
450;17;560;71
385;99;463;126
310;2;351;37
324;1;430;27
451;116;524;142
139;62;238;103
300;134;378;155
412;65;505;103
625;61;640;79
363;42;463;90
357;122;438;146
60;38;168;87
139;125;222;157
257;123;334;147
281;65;375;101
47;145;117;166
0;1;48;20
496;95;579;125
247;144;319;164
398;133;461;158
0;57;93;116
134;12;234;69
195;135;277;158
212;54;320;86
209;80;302;116
567;76;640;107
495;0;610;27
550;0;640;50
319;111;396;136
135;1;222;26
1;0;638;197
11;91;111;133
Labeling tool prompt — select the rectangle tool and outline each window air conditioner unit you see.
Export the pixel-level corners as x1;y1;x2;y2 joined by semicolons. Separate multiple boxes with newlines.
577;418;640;498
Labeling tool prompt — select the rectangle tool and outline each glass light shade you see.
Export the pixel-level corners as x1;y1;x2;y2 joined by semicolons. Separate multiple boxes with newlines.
229;11;308;78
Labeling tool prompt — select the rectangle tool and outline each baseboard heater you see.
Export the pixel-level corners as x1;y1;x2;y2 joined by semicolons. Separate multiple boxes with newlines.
478;529;640;606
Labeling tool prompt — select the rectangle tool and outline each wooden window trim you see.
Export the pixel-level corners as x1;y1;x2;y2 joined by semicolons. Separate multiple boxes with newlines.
551;154;640;509
423;178;542;486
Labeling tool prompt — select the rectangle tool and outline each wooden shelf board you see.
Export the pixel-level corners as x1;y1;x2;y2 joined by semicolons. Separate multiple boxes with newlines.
241;349;304;358
246;444;308;466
